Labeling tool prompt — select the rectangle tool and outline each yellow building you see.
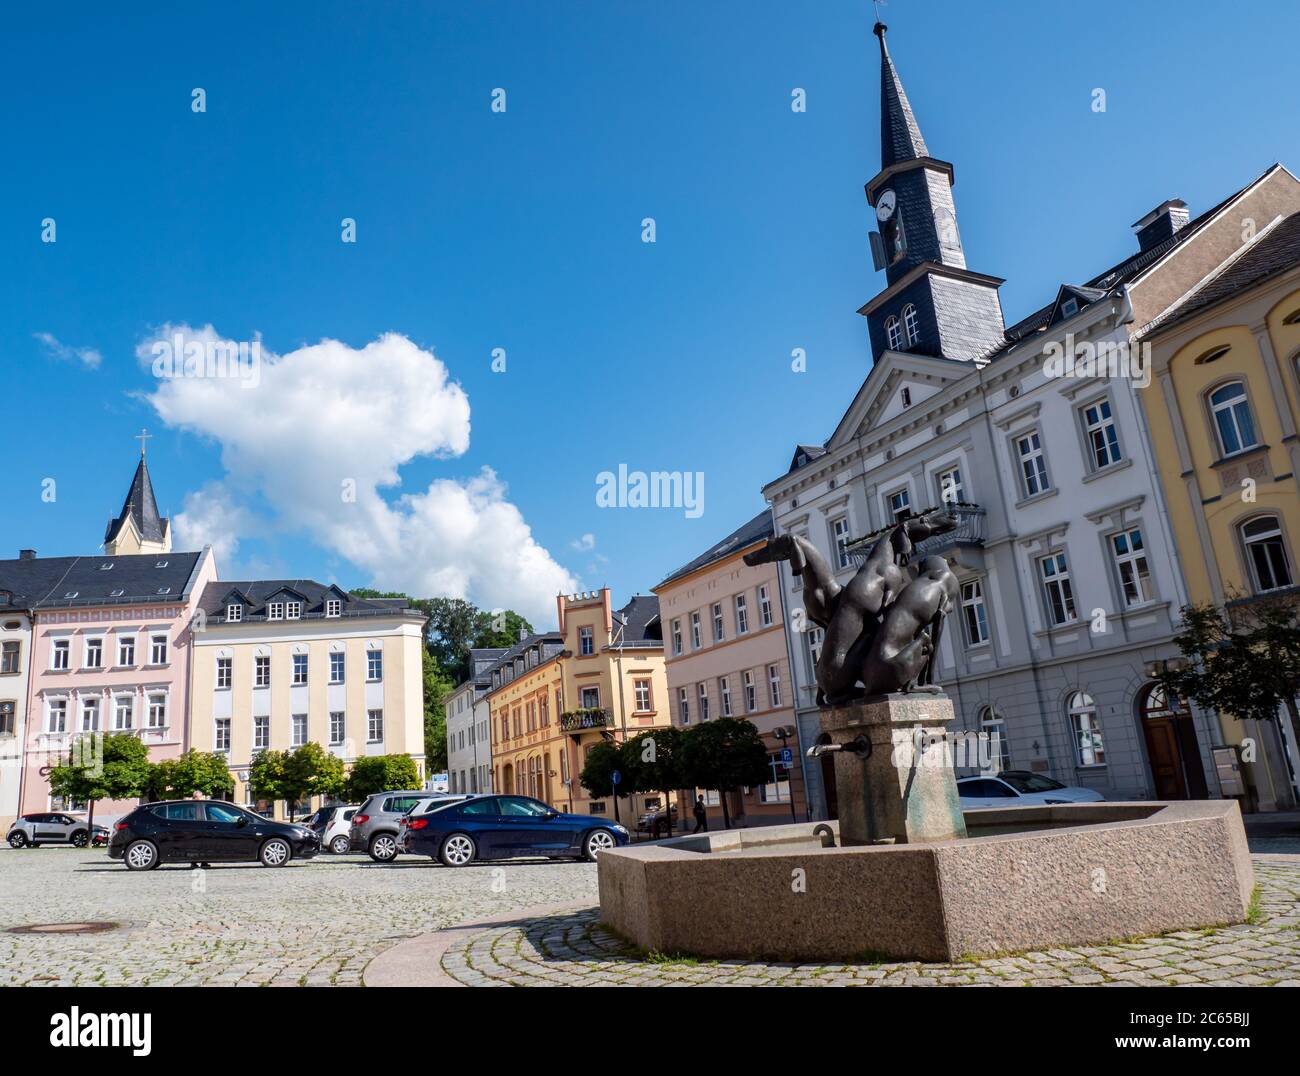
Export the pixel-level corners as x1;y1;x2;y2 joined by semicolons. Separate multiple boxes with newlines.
488;589;669;822
188;580;428;818
1142;210;1300;809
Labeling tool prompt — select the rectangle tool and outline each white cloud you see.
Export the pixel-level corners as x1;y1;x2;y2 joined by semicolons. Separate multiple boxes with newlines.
34;331;101;369
140;325;576;623
571;533;596;552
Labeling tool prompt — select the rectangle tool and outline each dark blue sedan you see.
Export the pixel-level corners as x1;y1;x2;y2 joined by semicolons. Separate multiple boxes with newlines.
405;794;630;866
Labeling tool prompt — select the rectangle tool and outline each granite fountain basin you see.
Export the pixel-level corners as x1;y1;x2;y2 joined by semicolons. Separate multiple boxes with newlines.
596;800;1254;962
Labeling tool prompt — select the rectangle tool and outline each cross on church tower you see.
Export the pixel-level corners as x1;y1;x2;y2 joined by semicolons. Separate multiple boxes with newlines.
135;427;152;458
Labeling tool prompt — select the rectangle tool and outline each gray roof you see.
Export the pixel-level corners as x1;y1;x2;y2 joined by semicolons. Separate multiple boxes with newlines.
0;551;203;610
103;456;168;546
875;23;928;170
657;510;775;588
198;579;424;623
1149;211;1300;334
614;595;662;646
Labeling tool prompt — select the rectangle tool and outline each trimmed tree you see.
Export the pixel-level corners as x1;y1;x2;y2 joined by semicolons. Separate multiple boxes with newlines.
284;742;347;812
579;740;631;821
677;718;771;829
148;750;234;801
620;727;684;837
247;749;291;814
47;732;153;834
345;754;421;801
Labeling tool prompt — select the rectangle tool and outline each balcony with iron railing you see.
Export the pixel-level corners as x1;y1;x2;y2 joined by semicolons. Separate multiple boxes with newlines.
559;707;613;733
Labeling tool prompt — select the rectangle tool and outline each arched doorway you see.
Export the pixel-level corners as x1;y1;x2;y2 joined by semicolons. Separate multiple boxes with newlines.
502;762;514;794
1139;683;1207;800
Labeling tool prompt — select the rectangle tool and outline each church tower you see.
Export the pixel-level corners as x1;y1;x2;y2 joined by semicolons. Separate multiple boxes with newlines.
859;21;1006;363
104;432;171;556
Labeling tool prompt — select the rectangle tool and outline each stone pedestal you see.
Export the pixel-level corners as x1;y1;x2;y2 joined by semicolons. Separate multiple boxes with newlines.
822;693;967;845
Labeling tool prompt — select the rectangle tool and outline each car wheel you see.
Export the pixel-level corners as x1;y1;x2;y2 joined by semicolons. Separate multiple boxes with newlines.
439;833;476;867
260;838;291;867
125;840;160;871
330;836;350;855
7;832;28;849
583;829;616;861
368;833;397;863
70;830;89;848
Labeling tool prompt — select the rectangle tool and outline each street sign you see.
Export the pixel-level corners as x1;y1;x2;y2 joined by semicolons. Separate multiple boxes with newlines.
780;747;793;766
611;769;622;786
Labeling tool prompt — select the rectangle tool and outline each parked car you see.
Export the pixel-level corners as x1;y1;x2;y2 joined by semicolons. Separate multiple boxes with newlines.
395;795;472;853
319;804;361;854
956;771;1106;808
404;794;629;866
636;804;678;837
108;800;321;871
7;812;97;849
350;790;441;862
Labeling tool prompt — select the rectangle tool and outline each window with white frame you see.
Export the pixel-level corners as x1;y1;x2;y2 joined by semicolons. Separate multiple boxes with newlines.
936;465;965;505
1110;527;1153;606
325;598;342;618
255;654;271;687
150;634;168;665
690;612;702;649
285;601;302;620
81;697;100;732
292;714;308;747
697;682;710;721
367;648;383;681
902;303;920;348
678;686;690;724
1081;398;1122;470
329;651;345;683
807;626;824;674
719;676;732;717
886;488;911;521
51;640;69;671
114;695;134;731
0;642;16;675
1242;516;1293;593
580;686;600;709
47;698;68;733
1039;552;1077;625
734;593;750;634
671;618;682;655
216;656;232;689
743;669;757;712
1067;691;1105;767
267;602;285;621
578;626;594;656
329;712;345;745
117;635;135;666
768;664;782;708
885;315;903;350
226;603;242;622
1016;431;1050;497
0;700;14;736
84;637;103;669
960;579;990;645
367;709;384;743
760;753;792;803
292;653;308;685
215;718;231;753
711;602;724;642
978;705;1011;772
147;694;166;729
254;715;270;750
832;516;852;568
758;584;773;627
1209;381;1259;457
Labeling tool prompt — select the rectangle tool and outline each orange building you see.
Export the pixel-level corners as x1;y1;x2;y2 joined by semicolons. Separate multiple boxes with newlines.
487;589;669;823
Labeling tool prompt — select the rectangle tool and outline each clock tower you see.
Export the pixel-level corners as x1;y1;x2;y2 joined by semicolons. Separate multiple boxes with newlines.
860;21;1006;363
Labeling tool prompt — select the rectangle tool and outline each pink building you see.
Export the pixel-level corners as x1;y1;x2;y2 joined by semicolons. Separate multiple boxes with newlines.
2;451;218;820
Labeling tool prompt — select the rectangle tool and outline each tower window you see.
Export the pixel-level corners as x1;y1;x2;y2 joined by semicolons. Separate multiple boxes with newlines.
902;304;920;347
901;387;912;407
885;316;903;350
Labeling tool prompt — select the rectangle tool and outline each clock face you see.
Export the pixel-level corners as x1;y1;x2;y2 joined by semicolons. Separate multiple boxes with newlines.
876;189;897;222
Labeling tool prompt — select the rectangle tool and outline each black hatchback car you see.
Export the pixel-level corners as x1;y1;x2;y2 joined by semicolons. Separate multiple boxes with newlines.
108;800;321;870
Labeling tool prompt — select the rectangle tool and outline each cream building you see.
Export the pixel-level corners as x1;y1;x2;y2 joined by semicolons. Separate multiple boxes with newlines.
189;580;427;818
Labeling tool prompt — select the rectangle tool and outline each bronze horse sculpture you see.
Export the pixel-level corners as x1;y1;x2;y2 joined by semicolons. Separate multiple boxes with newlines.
745;507;959;705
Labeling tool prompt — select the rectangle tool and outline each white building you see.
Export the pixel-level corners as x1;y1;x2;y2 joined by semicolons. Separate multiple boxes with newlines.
446;647;506;795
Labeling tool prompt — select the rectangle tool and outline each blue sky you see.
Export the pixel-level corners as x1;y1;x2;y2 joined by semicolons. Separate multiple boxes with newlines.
3;0;1297;626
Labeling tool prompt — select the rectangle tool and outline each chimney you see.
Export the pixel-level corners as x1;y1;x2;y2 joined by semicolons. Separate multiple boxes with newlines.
18;549;36;561
1132;199;1190;253
517;626;528;642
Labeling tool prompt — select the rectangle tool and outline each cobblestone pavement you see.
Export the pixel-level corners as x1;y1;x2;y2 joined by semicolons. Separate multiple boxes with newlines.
0;847;597;986
440;845;1300;987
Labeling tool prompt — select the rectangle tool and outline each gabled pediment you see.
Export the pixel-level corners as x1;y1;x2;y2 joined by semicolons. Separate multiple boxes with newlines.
265;585;309;605
827;351;974;450
219;587;251;607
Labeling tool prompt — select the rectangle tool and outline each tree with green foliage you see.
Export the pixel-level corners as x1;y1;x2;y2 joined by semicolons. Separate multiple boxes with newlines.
286;742;347;807
148;750;235;801
423;648;456;771
247;749;291;812
619;727;684;837
1158;593;1300;763
578;739;631;820
346;754;421;801
47;732;153;832
677;718;771;829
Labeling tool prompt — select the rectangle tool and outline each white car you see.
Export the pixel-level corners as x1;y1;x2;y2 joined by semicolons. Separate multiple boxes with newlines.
321;804;361;854
956;771;1105;808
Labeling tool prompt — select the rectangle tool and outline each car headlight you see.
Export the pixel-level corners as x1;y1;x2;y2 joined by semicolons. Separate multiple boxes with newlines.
612;824;628;834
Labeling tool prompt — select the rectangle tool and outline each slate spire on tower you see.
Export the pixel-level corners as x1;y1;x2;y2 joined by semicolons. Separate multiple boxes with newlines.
104;437;172;555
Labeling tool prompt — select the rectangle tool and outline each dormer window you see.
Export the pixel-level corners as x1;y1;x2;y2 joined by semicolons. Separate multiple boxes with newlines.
157;587;171;595
325;599;341;618
99;562;114;571
64;591;78;600
901;304;919;347
885;315;903;350
155;561;168;568
226;604;243;623
285;601;302;620
110;588;125;597
1060;297;1079;319
267;602;285;621
796;453;808;467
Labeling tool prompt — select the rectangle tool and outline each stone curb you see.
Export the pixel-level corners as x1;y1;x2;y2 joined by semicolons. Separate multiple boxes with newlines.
362;900;598;987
